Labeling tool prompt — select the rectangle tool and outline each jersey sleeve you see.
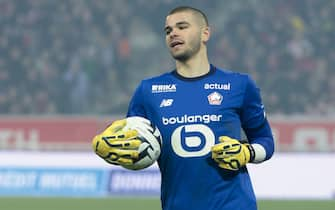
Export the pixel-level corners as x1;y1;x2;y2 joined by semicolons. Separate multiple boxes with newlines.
126;81;147;118
241;75;274;162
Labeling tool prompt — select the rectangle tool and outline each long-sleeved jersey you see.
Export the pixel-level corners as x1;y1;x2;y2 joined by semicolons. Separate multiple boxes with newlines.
127;64;274;210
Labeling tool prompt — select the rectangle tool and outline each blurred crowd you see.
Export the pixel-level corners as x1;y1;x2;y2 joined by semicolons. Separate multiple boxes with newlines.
0;0;334;115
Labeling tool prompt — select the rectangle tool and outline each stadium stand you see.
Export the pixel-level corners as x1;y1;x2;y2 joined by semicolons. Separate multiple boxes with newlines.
0;0;334;115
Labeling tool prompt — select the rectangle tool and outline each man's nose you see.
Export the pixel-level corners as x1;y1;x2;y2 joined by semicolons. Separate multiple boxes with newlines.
169;29;179;38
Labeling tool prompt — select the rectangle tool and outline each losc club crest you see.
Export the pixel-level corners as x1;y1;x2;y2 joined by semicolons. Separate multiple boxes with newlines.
207;91;223;105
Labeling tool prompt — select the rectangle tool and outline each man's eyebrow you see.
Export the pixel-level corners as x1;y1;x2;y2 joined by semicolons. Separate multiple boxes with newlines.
164;21;190;31
175;21;190;27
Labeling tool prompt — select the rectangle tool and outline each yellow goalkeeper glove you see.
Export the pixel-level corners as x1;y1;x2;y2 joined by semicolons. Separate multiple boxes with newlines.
92;119;141;166
211;136;255;171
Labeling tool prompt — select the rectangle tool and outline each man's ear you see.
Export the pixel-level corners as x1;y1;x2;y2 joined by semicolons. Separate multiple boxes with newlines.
202;26;210;43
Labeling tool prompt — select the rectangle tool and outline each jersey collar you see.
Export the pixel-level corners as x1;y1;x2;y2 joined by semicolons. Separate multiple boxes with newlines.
172;64;216;81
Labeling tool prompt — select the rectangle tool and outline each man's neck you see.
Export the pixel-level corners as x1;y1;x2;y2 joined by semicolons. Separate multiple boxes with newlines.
175;52;210;78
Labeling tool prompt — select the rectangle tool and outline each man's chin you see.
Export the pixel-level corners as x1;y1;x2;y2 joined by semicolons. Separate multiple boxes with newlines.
171;52;190;61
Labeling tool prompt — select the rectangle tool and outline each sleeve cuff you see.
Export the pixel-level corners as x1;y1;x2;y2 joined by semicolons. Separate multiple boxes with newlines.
250;143;266;163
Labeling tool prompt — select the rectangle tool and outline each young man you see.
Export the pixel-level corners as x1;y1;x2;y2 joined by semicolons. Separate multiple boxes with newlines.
93;6;274;210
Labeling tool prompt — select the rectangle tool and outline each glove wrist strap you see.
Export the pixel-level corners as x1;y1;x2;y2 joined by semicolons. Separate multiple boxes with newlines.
246;144;255;162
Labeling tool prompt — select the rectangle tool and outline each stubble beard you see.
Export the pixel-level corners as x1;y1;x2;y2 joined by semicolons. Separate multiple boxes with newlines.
170;38;201;62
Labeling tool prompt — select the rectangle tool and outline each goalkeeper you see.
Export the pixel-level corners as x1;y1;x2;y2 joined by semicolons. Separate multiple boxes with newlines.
93;5;274;210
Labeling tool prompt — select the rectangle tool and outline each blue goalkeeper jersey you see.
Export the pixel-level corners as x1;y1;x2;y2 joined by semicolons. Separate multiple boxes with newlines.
127;64;274;210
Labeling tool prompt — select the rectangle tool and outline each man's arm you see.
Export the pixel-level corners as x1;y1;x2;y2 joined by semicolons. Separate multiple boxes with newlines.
240;75;274;163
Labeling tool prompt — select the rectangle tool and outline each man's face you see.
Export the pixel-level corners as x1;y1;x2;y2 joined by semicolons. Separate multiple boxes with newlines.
164;11;203;61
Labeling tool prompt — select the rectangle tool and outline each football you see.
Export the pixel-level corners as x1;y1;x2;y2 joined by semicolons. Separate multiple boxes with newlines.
119;116;162;170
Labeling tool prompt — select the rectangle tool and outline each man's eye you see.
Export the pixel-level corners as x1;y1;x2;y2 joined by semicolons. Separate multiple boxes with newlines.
165;29;171;35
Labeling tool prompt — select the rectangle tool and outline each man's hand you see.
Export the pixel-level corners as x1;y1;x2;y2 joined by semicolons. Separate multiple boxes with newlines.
211;136;255;171
92;119;141;166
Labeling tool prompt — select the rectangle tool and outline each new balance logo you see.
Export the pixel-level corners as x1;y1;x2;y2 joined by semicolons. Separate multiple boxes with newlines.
160;99;173;107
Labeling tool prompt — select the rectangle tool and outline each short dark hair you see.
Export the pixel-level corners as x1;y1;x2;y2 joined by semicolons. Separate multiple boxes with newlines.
168;6;208;26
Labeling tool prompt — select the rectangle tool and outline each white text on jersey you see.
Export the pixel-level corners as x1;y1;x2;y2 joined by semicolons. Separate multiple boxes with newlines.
204;83;231;90
162;114;222;125
152;84;177;93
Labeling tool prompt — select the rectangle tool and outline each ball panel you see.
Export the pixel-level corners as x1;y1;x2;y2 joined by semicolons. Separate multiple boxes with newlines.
121;116;162;170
